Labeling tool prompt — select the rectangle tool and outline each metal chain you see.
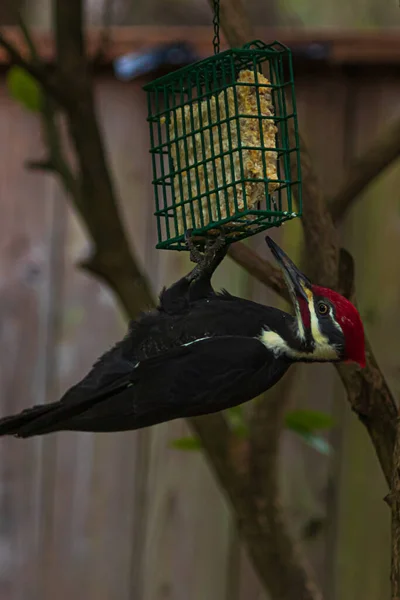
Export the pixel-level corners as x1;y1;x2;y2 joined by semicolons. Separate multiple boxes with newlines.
212;0;220;54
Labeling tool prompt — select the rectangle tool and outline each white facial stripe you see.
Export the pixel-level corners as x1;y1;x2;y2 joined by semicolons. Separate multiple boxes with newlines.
261;286;345;362
329;305;342;332
259;330;292;357
259;328;339;361
309;299;341;359
260;295;342;363
309;298;327;346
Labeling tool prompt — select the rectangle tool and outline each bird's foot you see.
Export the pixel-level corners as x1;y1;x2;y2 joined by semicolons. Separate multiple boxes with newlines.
185;229;227;282
204;232;226;257
184;229;203;264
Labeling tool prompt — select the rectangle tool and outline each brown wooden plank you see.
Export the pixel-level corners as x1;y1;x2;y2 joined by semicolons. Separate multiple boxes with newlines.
3;27;400;66
141;419;233;600
96;75;236;600
46;78;157;600
93;76;155;600
0;83;56;600
330;70;395;600
43;205;137;600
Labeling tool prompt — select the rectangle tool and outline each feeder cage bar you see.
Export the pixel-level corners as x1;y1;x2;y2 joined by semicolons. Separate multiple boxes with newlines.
145;40;302;250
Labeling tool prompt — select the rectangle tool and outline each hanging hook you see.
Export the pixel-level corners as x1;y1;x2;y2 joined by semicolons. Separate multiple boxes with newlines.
212;0;220;55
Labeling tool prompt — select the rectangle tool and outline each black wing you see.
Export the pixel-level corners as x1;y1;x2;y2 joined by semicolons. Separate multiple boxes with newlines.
126;335;287;425
4;336;289;437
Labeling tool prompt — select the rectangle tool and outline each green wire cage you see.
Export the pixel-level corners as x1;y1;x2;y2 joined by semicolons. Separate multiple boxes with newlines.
144;39;302;250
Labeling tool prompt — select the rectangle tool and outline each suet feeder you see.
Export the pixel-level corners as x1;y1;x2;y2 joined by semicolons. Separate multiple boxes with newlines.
144;3;302;250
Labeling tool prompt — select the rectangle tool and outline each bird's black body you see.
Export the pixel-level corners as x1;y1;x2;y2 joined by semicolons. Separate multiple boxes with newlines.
0;289;293;437
0;233;365;438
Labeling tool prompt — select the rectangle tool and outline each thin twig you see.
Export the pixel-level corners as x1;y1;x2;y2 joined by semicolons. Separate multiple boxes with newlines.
0;29;42;75
16;11;80;200
41;99;81;200
0;29;69;108
16;11;36;57
330;116;400;224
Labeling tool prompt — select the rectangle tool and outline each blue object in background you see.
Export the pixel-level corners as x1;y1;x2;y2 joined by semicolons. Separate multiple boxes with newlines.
113;42;200;81
113;40;330;82
291;42;331;61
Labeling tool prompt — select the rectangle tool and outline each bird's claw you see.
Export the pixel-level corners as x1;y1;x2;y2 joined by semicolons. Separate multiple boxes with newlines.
184;229;227;282
184;229;203;265
185;229;226;265
205;232;226;256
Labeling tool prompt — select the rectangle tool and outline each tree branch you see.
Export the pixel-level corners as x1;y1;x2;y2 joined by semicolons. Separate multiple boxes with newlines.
270;2;398;493
54;0;85;69
0;29;44;78
39;100;81;201
228;242;289;301
385;416;400;600
291;119;399;486
190;414;244;494
248;371;323;600
51;0;156;319
292;130;339;287
44;6;241;596
192;380;322;600
11;0;400;596
211;4;322;599
388;417;400;600
216;0;253;48
16;14;81;202
330;115;400;224
0;29;70;109
229;241;397;486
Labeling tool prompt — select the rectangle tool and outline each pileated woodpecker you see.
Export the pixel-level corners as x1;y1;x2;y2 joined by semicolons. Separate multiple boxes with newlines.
0;234;365;438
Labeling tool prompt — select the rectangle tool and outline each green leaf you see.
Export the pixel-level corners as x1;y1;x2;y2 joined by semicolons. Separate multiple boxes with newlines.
284;409;334;433
298;431;332;456
285;409;334;456
170;436;202;451
6;66;43;112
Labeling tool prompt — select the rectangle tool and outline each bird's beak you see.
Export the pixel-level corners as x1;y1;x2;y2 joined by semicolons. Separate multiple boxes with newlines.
265;236;312;304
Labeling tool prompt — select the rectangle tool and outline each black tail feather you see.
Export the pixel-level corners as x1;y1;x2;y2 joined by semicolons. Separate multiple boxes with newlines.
0;376;132;438
0;403;61;438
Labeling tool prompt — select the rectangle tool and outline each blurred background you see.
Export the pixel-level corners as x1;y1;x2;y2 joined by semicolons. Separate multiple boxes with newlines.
0;0;399;599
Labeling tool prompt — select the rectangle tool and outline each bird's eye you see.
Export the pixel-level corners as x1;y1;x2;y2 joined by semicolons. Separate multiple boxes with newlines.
317;302;329;316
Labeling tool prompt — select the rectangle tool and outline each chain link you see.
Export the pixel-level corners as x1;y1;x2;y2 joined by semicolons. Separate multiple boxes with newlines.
212;0;220;54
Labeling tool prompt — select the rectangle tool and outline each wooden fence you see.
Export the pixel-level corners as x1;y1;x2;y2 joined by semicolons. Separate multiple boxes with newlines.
0;30;399;600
